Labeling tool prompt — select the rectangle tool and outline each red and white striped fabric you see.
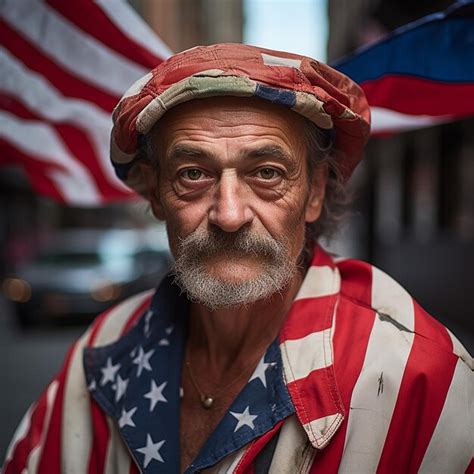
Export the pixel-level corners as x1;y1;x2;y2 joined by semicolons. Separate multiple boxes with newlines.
0;0;171;206
3;248;473;473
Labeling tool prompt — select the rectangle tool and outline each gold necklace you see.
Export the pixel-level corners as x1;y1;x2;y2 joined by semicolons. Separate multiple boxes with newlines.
184;354;262;409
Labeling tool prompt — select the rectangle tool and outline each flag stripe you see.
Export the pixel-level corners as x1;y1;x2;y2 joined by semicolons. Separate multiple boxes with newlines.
363;75;474;116
309;297;376;471
332;1;474;134
0;137;66;203
96;0;173;61
376;304;458;472
335;17;474;83
87;400;111;474
0;93;131;200
24;382;59;473
37;344;78;473
3;390;48;473
0;19;117;112
370;106;449;134
45;0;168;68
1;0;149;96
0;110;102;205
418;358;473;473
0;0;169;205
61;329;95;474
338;266;415;472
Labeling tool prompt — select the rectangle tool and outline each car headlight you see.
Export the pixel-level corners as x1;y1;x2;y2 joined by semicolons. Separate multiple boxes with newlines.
90;279;122;302
2;278;32;303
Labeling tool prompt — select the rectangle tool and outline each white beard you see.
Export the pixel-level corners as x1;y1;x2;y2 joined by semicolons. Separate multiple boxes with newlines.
171;227;297;310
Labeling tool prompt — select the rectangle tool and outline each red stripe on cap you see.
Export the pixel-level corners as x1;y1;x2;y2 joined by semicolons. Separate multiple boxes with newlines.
362;75;474;117
376;302;458;473
3;392;48;473
45;0;165;69
37;343;78;473
465;457;474;474
0;19;118;112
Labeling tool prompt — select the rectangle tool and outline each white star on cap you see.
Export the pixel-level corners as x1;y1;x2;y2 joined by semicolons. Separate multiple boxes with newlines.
230;406;258;432
136;434;165;467
88;379;97;391
144;380;167;411
118;406;137;429
114;374;129;402
100;357;120;386
133;346;155;377
249;357;276;388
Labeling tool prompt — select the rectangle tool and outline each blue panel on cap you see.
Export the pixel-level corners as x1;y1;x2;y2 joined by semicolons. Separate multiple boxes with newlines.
255;84;296;107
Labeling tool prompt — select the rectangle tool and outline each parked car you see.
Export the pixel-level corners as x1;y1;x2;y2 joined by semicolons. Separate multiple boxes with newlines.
3;228;172;326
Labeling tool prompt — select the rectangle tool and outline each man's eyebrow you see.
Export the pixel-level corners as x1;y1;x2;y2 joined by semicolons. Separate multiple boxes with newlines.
167;144;205;160
243;145;296;169
166;144;297;168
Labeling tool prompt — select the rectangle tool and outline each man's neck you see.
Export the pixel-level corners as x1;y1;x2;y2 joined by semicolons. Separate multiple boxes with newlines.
186;272;304;374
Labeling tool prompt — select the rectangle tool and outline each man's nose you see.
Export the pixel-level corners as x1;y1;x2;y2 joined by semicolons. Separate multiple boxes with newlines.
208;172;254;232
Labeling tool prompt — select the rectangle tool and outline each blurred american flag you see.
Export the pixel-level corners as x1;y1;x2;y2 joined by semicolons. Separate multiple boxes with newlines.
0;0;171;206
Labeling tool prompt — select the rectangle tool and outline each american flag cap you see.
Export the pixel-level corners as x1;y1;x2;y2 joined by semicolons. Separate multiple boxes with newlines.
110;43;371;194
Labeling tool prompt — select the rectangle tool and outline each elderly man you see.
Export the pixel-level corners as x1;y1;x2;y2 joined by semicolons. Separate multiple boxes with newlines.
4;44;473;474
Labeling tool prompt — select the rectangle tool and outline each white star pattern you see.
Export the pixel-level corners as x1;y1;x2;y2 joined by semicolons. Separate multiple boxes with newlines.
136;434;165;467
100;357;121;386
230;406;258;432
144;380;167;411
114;374;129;402
249;357;276;388
158;338;170;346
118;406;137;429
88;379;96;391
133;346;155;377
165;325;174;335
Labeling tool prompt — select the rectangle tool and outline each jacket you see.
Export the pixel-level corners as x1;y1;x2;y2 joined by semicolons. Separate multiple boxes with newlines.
4;247;473;473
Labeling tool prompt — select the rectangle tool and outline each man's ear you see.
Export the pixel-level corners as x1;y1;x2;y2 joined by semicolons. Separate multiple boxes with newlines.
305;165;328;223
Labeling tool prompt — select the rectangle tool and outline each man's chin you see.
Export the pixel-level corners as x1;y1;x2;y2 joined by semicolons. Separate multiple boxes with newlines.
172;265;294;311
204;261;264;284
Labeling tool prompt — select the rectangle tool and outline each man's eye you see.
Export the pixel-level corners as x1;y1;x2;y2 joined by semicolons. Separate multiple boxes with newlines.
181;169;204;180
257;168;280;180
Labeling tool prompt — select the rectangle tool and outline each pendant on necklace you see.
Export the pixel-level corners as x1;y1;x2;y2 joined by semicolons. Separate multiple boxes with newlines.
201;396;214;409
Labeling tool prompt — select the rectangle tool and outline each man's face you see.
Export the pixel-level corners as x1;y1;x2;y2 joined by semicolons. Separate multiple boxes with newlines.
148;96;326;308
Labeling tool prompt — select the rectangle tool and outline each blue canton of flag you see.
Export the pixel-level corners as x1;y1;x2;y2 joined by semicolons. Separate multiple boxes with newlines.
84;276;295;473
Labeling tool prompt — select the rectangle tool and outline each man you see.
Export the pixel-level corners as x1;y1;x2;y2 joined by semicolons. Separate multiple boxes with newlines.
4;44;473;473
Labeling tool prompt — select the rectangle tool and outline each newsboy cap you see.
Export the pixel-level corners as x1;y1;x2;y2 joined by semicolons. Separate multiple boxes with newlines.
110;43;371;194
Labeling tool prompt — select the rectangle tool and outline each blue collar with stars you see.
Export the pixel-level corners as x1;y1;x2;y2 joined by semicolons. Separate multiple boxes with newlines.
83;276;295;473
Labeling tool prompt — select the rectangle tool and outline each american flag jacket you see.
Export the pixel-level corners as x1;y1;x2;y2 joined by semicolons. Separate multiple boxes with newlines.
4;247;473;473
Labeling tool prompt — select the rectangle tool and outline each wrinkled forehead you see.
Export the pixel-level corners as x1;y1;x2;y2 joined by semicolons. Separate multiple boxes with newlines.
147;96;309;149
